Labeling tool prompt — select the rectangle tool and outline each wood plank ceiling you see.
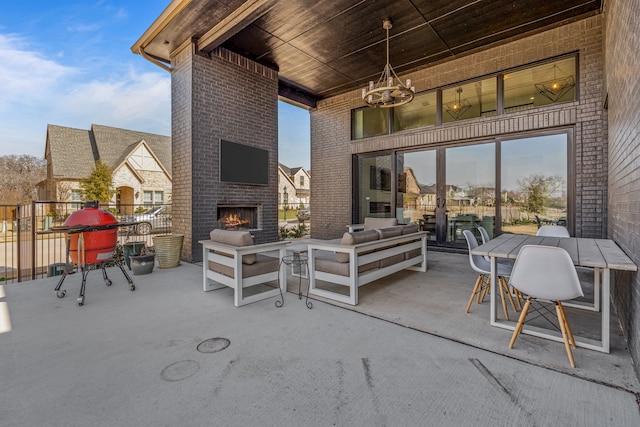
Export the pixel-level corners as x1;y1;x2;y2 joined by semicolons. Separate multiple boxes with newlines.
139;0;602;106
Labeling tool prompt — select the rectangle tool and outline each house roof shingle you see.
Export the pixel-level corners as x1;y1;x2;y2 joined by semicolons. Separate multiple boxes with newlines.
46;124;171;179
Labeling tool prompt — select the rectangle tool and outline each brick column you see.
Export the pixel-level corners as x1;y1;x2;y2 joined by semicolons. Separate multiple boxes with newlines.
171;45;279;262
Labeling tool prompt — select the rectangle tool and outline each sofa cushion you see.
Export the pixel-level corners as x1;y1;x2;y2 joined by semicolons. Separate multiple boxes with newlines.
336;229;379;263
376;226;403;239
209;229;257;265
363;217;398;230
315;252;379;277
374;227;404;267
401;223;420;234
209;254;278;278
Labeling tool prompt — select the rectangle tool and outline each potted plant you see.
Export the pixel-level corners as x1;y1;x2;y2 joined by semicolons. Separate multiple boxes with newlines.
130;246;155;275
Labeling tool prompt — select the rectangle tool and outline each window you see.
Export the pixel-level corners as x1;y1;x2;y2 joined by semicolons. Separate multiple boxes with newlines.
352;107;389;139
442;77;496;123
71;189;82;210
504;56;577;111
299;175;305;186
394;91;437;131
143;190;164;207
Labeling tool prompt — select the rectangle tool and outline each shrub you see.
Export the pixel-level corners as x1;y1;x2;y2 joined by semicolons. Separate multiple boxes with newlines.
289;223;308;238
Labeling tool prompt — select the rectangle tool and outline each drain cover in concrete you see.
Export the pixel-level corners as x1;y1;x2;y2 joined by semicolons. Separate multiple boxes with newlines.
197;337;230;353
160;360;200;382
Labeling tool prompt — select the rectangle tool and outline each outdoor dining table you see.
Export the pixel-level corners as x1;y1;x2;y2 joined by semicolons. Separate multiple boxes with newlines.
471;233;637;353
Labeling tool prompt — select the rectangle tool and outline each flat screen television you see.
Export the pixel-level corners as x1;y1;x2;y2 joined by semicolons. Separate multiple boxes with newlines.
219;140;269;185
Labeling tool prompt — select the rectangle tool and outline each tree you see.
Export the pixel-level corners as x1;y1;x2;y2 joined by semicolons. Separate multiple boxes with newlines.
0;155;46;203
80;159;115;203
517;174;564;216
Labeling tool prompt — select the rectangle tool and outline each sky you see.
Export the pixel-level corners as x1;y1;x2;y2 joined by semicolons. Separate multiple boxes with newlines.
0;0;310;170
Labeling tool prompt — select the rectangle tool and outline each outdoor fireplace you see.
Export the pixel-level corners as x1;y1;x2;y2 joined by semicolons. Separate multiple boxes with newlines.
216;205;259;230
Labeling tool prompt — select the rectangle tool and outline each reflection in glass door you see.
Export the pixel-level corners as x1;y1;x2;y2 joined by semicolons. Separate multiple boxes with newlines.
398;150;437;240
445;144;496;244
501;134;568;235
357;154;394;220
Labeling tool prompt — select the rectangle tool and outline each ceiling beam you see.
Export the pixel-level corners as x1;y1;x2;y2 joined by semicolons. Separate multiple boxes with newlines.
278;81;317;109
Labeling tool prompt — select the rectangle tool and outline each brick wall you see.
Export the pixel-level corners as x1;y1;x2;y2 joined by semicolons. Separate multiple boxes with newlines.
311;15;606;240
604;0;640;379
171;45;279;262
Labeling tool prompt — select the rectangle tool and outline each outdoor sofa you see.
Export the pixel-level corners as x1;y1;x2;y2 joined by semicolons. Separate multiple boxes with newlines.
307;220;427;305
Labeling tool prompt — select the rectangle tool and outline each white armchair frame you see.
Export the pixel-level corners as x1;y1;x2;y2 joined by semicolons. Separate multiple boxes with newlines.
200;239;288;307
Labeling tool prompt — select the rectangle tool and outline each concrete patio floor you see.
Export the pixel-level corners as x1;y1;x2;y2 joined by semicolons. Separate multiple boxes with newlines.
1;250;639;426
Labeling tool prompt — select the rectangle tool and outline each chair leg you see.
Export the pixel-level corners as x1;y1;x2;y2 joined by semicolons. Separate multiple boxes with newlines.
509;298;531;349
555;302;576;368
512;287;524;310
500;276;518;313
466;274;484;313
497;277;510;321
480;275;491;303
557;302;577;348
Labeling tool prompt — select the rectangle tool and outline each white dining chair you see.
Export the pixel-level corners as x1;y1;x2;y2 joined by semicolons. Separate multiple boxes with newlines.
477;226;491;245
463;230;518;320
477;226;522;307
508;245;584;367
536;225;570;237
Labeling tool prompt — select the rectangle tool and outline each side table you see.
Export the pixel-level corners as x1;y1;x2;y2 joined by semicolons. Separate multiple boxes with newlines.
277;252;312;309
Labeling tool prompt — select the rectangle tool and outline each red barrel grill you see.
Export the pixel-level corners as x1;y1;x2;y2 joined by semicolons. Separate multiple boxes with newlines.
52;201;136;306
64;204;118;265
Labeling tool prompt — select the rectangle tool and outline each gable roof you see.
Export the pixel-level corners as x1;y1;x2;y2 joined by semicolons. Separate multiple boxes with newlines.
46;125;96;179
46;124;171;179
279;163;309;178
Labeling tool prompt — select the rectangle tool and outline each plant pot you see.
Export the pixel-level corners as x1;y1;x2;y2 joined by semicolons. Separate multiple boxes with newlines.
130;254;155;275
152;234;184;268
123;241;146;269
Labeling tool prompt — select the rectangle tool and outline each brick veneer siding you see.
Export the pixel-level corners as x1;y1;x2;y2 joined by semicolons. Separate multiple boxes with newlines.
605;0;640;379
171;45;279;262
311;15;606;241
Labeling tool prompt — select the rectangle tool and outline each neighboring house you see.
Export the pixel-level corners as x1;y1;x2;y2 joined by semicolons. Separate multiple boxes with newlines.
278;163;310;208
41;124;171;214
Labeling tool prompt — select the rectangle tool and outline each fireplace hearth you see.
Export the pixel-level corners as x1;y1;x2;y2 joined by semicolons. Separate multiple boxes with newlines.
216;205;259;230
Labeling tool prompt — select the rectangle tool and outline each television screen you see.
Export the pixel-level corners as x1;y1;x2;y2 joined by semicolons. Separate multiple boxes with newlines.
219;140;269;185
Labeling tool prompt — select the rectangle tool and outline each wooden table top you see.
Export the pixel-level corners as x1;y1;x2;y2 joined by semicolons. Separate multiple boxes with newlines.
471;233;637;271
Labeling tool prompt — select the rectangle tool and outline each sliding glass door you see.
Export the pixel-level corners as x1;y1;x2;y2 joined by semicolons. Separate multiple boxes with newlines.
355;131;570;246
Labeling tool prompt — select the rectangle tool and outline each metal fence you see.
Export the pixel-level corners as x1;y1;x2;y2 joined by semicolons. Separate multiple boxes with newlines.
0;202;171;284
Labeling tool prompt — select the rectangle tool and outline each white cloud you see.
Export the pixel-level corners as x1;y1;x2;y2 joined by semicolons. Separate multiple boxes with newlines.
0;33;171;157
0;34;76;104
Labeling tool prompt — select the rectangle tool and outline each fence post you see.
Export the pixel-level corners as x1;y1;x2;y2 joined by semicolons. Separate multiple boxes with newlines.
31;200;36;281
16;204;21;282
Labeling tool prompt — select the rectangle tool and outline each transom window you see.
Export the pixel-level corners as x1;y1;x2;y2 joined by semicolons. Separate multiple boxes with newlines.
352;55;577;139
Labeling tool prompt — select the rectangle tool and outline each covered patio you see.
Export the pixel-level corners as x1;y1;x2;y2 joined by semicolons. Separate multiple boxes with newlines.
128;0;640;383
1;252;638;425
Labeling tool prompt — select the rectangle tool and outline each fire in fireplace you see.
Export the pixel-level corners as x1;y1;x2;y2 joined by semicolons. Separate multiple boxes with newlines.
216;205;259;230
